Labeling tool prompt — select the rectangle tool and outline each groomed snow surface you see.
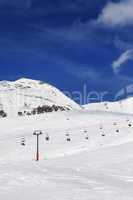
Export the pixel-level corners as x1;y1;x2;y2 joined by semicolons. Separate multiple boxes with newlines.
1;109;133;200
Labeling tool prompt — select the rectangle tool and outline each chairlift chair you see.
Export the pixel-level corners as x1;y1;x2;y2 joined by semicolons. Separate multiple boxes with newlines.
45;134;50;141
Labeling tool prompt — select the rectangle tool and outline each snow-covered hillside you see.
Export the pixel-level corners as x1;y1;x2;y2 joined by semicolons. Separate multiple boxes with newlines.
0;78;80;117
1;109;133;200
83;97;133;114
1;79;133;199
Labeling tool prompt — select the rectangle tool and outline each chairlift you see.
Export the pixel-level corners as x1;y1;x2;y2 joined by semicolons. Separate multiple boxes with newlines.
67;138;71;142
21;137;26;146
85;136;89;140
45;135;50;141
84;130;87;133
128;123;132;127
113;122;117;126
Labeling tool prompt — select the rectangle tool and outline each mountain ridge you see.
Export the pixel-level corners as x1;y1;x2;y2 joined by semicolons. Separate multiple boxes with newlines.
0;78;81;118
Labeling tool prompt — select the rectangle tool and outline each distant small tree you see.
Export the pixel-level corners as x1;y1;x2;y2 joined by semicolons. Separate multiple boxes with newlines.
52;105;58;111
30;104;68;116
31;109;36;115
26;112;31;116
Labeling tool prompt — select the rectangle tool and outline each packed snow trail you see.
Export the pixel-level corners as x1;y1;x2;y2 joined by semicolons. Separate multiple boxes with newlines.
0;110;133;199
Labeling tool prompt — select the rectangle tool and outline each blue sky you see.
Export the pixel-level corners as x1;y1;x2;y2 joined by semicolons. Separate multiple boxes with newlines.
0;0;133;104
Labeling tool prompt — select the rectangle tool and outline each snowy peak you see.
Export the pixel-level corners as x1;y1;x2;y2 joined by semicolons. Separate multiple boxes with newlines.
15;77;39;83
0;78;80;118
14;78;45;87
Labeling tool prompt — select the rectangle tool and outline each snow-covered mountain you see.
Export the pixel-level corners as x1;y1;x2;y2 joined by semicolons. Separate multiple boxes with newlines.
1;77;133;118
0;78;80;117
83;97;133;114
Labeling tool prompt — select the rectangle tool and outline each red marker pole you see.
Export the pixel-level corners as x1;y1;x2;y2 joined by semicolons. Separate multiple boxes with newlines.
36;134;39;161
33;131;43;161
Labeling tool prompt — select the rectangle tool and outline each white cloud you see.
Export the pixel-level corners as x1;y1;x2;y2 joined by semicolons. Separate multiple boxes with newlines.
97;0;133;27
112;49;133;73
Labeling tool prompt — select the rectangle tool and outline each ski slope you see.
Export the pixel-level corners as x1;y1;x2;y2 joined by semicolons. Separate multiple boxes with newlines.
83;98;133;114
1;109;133;200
